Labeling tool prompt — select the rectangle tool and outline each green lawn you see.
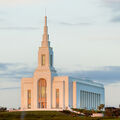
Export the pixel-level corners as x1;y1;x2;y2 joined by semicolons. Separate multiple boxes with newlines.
0;111;119;120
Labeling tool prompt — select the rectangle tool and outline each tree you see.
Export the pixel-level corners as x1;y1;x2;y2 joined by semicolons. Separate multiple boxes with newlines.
0;106;7;112
98;104;105;111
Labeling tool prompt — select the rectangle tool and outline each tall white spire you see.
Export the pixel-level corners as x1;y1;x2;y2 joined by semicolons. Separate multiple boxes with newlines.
44;16;48;35
41;16;50;47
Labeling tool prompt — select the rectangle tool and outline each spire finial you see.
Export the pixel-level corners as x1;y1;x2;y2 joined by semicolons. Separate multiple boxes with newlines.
45;15;47;26
41;13;49;47
44;8;47;26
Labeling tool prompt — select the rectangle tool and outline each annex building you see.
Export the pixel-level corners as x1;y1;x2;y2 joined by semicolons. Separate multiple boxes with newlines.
21;16;105;110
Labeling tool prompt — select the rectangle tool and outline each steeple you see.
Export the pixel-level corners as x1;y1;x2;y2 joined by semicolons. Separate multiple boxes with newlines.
38;15;56;74
41;16;50;47
44;16;47;34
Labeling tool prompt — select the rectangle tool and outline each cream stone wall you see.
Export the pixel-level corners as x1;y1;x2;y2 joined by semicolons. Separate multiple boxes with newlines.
21;78;33;110
33;69;55;109
73;81;76;108
52;76;69;109
21;70;54;110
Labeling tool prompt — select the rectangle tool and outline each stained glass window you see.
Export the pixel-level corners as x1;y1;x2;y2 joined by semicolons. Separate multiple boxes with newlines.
38;79;47;108
28;90;31;109
56;89;59;108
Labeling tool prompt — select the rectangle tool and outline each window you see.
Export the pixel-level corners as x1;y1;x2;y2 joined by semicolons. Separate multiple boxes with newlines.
28;90;31;109
41;55;45;66
56;89;59;108
38;79;47;108
50;55;53;66
41;86;46;98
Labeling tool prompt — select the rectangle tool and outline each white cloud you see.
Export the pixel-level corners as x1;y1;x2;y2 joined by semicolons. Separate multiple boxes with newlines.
104;0;120;3
0;0;47;6
103;0;120;12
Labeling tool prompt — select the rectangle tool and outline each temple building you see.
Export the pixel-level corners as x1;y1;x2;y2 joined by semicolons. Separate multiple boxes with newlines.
21;16;105;110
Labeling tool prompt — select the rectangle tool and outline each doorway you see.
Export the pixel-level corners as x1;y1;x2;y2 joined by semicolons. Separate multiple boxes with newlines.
38;78;47;108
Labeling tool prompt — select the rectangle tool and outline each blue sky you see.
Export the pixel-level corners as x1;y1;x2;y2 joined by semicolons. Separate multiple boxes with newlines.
0;0;120;108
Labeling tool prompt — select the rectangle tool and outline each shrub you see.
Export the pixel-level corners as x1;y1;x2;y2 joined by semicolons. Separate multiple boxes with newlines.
0;106;7;112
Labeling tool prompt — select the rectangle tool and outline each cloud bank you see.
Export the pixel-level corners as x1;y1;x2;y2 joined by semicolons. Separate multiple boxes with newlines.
0;27;40;30
111;16;120;22
1;63;120;86
0;63;34;81
58;66;120;84
0;0;43;6
103;0;120;22
104;0;120;3
59;22;92;26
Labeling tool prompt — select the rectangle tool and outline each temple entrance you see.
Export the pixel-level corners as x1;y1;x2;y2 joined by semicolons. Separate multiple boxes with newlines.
38;78;47;108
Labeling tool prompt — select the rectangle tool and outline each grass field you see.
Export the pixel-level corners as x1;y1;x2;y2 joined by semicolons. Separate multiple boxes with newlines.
0;111;119;120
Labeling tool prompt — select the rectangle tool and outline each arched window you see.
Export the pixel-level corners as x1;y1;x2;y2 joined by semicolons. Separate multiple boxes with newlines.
27;90;31;109
38;79;47;108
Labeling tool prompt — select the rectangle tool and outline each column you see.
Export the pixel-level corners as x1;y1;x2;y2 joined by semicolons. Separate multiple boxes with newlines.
96;94;98;109
90;92;92;109
92;93;94;109
95;93;96;109
99;94;100;106
86;92;88;109
85;91;86;109
81;91;83;108
99;94;101;105
83;91;85;108
93;93;95;109
80;91;82;108
93;93;94;109
88;92;89;109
